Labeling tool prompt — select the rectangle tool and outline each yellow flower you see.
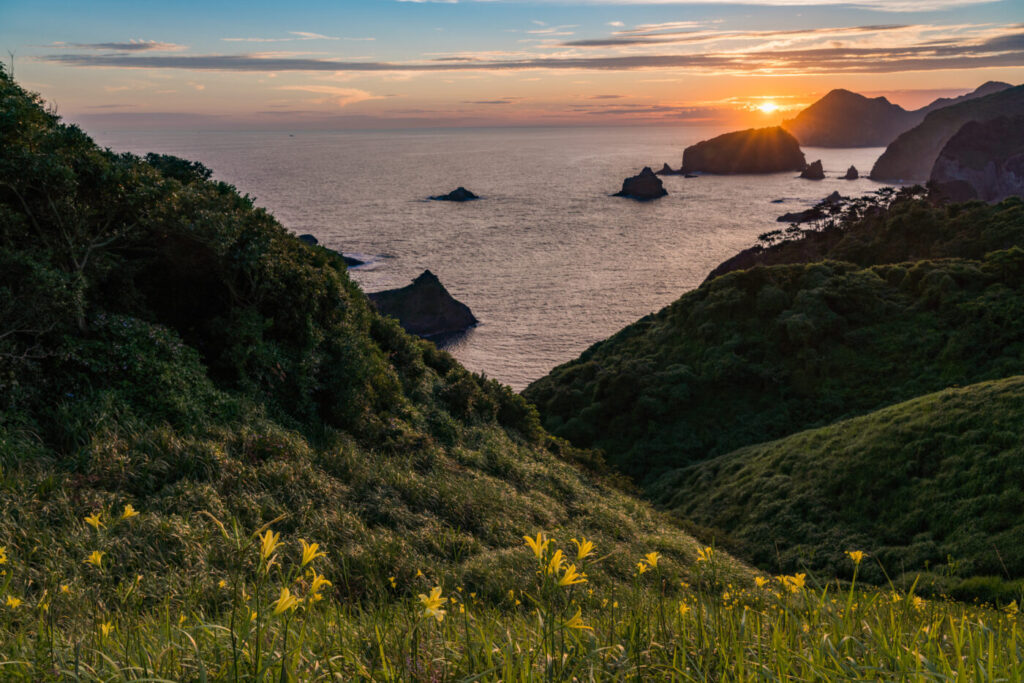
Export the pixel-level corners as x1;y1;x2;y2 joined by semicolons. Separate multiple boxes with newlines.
635;561;649;575
299;539;326;567
644;552;661;569
1005;600;1019;616
271;587;300;615
419;586;447;622
218;579;227;589
679;603;691;617
564;607;592;630
389;576;397;589
0;546;7;564
121;504;139;520
6;595;22;609
60;584;71;594
802;623;810;633
523;532;551;560
755;576;769;588
696;546;713;563
613;601;619;608
85;550;105;568
100;621;113;638
84;513;104;531
178;613;187;626
546;549;565;576
258;529;281;562
845;550;865;565
310;571;332;595
416;569;424;579
786;574;806;592
570;537;596;561
912;596;925;611
558;564;588;587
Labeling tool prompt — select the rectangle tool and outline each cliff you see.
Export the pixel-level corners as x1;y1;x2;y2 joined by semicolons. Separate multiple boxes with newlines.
929;115;1024;203
870;84;1024;182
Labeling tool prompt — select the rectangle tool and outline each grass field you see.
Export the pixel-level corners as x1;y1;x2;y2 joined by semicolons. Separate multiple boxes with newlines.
1;523;1022;680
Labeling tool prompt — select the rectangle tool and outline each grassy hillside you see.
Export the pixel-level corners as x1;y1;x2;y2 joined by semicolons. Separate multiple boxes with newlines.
525;249;1024;480
0;66;750;617
653;376;1024;596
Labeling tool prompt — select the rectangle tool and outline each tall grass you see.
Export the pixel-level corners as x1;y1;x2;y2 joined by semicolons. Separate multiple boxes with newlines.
1;521;1020;681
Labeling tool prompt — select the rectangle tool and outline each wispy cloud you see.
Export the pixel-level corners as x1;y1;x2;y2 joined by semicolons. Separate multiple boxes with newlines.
223;32;374;43
277;84;382;107
39;25;1024;75
51;40;186;52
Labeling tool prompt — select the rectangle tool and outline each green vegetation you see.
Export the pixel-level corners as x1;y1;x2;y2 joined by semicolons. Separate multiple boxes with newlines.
712;189;1024;280
3;66;1024;678
654;376;1024;596
525;249;1024;479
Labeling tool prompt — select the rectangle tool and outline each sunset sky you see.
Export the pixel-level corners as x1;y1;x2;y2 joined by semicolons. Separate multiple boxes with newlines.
2;0;1022;129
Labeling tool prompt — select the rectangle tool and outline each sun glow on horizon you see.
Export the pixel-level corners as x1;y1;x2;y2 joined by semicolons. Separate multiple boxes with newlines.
757;101;780;114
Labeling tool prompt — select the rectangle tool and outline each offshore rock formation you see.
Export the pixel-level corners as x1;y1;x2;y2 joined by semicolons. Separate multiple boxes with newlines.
614;167;668;200
800;160;825;180
681;127;806;174
296;233;365;267
871;84;1024;182
368;270;477;339
430;187;479;202
842;166;859;180
930;116;1024;203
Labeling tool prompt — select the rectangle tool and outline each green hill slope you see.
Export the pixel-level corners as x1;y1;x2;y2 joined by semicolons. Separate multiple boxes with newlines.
652;376;1024;591
0;67;746;608
525;250;1024;481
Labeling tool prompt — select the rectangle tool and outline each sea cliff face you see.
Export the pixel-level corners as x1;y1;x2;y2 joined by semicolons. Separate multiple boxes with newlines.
930;116;1024;203
870;84;1024;182
681;126;806;174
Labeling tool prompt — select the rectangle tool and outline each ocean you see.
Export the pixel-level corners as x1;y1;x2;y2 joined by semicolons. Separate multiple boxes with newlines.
92;126;889;390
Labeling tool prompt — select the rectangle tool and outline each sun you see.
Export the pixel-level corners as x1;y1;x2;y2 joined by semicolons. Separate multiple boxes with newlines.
757;101;779;114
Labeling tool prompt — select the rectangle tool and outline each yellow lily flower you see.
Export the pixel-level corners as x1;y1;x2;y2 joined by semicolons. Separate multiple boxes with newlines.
546;549;565;575
6;595;22;609
523;532;551;560
644;552;661;569
558;564;588;587
564;607;592;630
121;504;139;520
418;586;447;622
570;537;595;561
299;539;326;567
84;513;104;531
258;529;280;562
100;621;113;638
271;587;300;615
696;546;713;563
85;550;105;568
845;550;865;565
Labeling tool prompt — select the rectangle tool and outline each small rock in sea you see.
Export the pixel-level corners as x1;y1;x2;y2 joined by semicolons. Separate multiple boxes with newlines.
841;165;859;180
297;234;319;246
368;270;477;339
684;173;700;178
430;187;479;202
613;167;668;200
656;163;677;175
823;191;844;204
777;207;824;223
800;160;825;180
770;198;786;204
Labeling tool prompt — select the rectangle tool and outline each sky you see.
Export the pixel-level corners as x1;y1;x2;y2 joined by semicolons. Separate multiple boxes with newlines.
1;0;1022;130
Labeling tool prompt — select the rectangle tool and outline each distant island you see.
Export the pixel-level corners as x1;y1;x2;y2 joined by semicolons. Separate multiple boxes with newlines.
681;126;806;174
368;270;478;338
782;82;1011;148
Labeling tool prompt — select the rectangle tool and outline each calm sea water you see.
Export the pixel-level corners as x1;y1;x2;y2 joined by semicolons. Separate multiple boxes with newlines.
92;126;888;390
